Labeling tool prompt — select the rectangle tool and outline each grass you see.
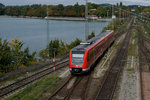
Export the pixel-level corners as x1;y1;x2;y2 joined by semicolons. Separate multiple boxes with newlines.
0;58;68;86
128;30;138;57
0;73;26;86
141;25;150;37
131;31;138;40
5;75;62;100
113;43;120;49
127;68;134;72
0;65;50;86
128;43;138;57
126;29;137;73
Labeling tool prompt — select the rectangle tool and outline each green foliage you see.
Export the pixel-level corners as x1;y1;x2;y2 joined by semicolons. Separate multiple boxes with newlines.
39;38;81;60
22;48;36;66
135;6;143;14
102;18;127;32
38;48;48;60
143;7;150;18
39;39;68;59
5;75;61;100
88;32;95;39
68;38;82;49
113;43;119;48
0;2;130;18
131;32;138;39
57;41;69;56
96;6;107;17
0;7;4;15
120;2;123;7
48;39;59;57
1;4;84;17
0;38;36;73
0;39;13;73
102;23;114;31
127;68;134;72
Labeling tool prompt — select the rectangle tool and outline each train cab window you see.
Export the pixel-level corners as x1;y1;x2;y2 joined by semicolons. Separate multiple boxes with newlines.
72;51;85;65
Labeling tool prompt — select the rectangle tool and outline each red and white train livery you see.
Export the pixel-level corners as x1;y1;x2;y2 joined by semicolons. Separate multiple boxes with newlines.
69;30;114;74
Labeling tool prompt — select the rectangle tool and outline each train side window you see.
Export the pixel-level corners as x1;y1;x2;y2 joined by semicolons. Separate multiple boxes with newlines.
88;53;90;61
90;51;92;58
88;52;91;61
91;51;93;57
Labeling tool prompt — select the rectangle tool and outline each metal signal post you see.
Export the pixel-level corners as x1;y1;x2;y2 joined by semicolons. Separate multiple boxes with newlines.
85;0;89;41
46;6;50;58
53;48;57;71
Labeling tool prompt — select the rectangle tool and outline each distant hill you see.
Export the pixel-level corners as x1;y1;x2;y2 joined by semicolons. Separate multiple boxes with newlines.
99;3;148;8
128;5;147;9
128;5;140;8
128;5;139;7
0;3;5;7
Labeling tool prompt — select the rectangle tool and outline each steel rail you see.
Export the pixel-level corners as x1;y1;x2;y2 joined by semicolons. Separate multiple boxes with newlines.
95;18;133;100
0;60;69;98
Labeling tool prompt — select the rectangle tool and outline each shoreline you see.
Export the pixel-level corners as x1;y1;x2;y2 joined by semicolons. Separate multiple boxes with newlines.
0;15;112;22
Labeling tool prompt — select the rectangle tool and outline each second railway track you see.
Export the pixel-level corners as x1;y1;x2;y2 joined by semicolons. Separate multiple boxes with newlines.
48;73;92;100
0;60;69;98
95;19;133;100
138;25;150;100
48;18;134;100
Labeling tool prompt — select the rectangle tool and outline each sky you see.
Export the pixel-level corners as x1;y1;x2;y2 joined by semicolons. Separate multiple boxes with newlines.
0;0;150;6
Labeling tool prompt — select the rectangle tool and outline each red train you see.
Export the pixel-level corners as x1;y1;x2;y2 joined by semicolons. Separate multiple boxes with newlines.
69;30;114;74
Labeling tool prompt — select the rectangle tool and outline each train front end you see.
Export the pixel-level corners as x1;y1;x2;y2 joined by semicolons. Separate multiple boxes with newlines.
69;49;88;74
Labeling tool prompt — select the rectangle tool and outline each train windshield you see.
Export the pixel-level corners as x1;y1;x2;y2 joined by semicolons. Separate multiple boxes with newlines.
72;51;84;65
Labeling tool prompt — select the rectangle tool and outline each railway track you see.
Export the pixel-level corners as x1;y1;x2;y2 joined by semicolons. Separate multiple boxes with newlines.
48;73;92;100
48;19;133;100
138;25;150;100
138;28;150;71
114;18;130;39
143;36;150;43
0;60;69;98
95;19;133;100
0;19;133;99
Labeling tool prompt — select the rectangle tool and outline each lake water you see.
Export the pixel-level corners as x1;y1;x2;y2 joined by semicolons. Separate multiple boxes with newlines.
0;17;110;53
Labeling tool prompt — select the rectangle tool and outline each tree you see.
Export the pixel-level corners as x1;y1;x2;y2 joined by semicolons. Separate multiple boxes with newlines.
48;5;59;16
56;4;64;16
21;6;29;16
39;48;49;60
143;7;150;18
39;39;81;60
120;2;123;7
57;41;68;56
135;6;143;14
11;6;20;16
0;39;13;73
48;39;59;58
0;7;4;15
74;2;80;17
96;6;107;17
88;32;95;39
69;38;81;49
79;5;85;17
8;38;24;68
35;6;46;17
5;7;12;15
64;5;76;17
87;2;93;10
22;47;36;66
117;3;119;7
0;38;36;73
